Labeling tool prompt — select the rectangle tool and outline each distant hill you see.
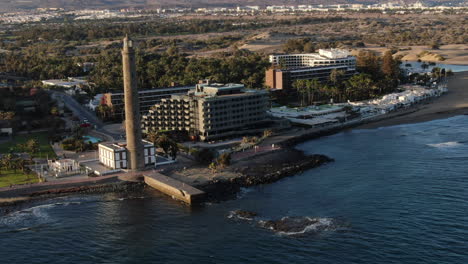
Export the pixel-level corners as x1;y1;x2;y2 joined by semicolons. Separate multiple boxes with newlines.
0;0;463;11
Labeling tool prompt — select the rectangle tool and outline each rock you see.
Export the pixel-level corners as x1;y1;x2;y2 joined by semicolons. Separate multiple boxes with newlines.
199;151;334;202
259;216;337;236
228;210;258;220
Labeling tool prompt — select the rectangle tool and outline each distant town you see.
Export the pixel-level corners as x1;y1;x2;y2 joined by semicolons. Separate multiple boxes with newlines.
0;1;467;24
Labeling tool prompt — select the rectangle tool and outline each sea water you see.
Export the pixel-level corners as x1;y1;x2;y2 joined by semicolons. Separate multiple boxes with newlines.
1;115;468;264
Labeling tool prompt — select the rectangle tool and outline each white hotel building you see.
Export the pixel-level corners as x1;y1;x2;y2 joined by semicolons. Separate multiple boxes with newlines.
266;49;356;90
269;49;355;69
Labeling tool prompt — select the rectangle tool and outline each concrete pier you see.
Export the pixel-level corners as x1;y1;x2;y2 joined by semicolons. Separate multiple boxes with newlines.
144;173;205;205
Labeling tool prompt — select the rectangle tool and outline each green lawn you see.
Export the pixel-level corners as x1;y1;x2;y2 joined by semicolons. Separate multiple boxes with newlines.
0;132;57;158
0;169;39;188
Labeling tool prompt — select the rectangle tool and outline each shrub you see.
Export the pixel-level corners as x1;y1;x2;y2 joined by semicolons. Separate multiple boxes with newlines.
217;153;231;168
193;148;215;165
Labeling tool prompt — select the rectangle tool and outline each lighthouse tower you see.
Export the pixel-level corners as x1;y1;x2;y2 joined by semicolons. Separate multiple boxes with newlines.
122;35;144;170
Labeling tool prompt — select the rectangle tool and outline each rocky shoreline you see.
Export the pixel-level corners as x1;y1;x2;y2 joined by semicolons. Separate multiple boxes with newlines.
0;181;145;207
0;148;332;207
198;149;333;202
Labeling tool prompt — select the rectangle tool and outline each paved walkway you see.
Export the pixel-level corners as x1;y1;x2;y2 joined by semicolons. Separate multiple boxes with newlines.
231;145;281;160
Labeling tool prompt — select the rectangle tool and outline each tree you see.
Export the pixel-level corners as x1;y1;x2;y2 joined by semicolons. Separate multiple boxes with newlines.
168;141;179;160
96;105;112;121
329;69;346;87
382;50;398;79
193;148;214;165
16;158;27;173
263;129;273;138
217;153;231;169
0;156;4;175
307;78;322;105
345;74;375;101
16;143;27;153
208;162;218;174
0;111;15;120
156;134;172;157
431;67;442;81
356;50;381;79
75;140;86;153
2;153;15;172
50;107;59;116
146;130;159;144
25;139;40;156
292;79;307;106
430;42;440;50
303;42;315;53
73;126;85;140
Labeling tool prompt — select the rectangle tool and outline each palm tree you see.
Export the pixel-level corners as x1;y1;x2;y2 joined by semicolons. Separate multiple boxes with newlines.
2;154;14;172
169;141;179;160
146;130;159;144
307;79;321;105
26;139;39;156
156;134;172;157
293;79;309;107
16;158;27;173
345;74;374;101
0;156;4;175
329;69;346;87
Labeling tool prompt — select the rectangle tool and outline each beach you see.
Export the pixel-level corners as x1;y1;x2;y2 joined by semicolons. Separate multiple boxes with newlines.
356;71;468;129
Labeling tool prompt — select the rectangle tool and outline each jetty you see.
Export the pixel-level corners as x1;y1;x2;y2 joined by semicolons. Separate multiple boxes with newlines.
144;172;205;205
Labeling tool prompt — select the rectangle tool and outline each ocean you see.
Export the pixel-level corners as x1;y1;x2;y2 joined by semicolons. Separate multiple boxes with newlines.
1;115;468;264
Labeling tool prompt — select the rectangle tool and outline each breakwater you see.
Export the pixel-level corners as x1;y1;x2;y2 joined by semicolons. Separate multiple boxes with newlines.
199;150;333;202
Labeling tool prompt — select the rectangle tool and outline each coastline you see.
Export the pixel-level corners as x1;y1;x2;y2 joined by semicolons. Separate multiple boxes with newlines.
197;149;333;202
355;71;468;129
1;72;467;206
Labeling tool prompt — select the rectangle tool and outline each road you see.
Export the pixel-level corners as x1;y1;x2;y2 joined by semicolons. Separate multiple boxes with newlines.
52;91;122;140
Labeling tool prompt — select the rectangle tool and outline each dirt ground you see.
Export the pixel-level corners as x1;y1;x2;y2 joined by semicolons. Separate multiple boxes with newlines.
353;44;468;65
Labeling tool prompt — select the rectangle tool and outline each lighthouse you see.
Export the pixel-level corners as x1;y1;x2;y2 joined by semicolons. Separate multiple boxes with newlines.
122;35;144;170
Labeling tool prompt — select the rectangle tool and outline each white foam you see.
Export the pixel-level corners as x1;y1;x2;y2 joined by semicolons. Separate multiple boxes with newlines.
236;187;253;199
227;210;256;221
0;200;82;229
277;217;334;236
427;141;463;148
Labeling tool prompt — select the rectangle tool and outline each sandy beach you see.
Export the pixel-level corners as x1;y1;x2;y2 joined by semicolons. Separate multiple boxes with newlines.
356;71;468;129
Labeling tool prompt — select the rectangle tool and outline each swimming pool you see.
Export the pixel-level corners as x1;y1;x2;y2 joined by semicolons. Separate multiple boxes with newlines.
83;135;102;144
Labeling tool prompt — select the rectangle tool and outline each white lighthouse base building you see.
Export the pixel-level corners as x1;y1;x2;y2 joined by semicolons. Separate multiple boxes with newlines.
98;140;156;169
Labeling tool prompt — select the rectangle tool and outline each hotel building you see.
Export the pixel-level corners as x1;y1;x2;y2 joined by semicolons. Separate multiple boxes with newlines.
266;49;356;90
101;86;193;119
142;83;270;141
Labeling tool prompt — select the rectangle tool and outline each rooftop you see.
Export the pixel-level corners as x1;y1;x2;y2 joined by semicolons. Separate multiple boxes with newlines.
271;49;354;61
108;86;194;96
99;140;154;151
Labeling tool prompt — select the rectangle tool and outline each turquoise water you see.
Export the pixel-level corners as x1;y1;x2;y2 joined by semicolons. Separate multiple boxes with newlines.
1;115;468;263
83;135;102;144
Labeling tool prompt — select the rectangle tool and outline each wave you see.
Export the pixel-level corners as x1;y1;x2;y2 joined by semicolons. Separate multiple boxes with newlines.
116;196;146;201
258;216;339;237
0;201;83;231
227;210;258;221
228;211;345;237
236;187;254;199
427;141;463;148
